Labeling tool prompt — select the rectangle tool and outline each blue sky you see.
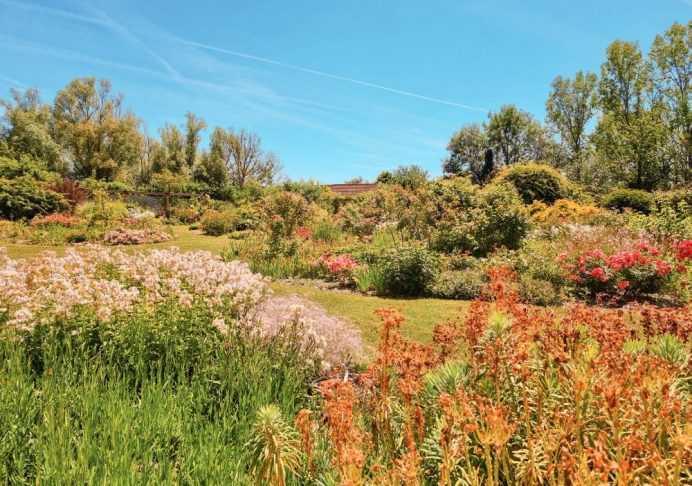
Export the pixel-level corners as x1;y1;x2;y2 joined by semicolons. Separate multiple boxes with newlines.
1;0;690;183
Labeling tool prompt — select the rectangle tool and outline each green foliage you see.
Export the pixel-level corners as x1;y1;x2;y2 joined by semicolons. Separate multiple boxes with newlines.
79;178;133;192
352;265;387;294
311;218;343;243
76;190;129;226
0;303;313;483
428;269;486;300
281;179;329;204
0;176;69;220
602;188;655;214
519;275;563;306
628;203;692;242
385;164;429;190
376;245;440;296
0;155;57;181
261;191;313;243
200;208;240;236
492;162;575;204
473;183;531;254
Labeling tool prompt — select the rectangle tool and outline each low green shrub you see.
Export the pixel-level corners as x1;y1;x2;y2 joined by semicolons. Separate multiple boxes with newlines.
0;176;69;220
353;265;387;293
376;245;440;296
602;188;654;214
472;183;531;255
428;269;486;300
519;275;563;306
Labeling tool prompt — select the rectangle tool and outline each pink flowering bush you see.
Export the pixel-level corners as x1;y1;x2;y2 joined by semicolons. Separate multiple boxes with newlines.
561;241;690;299
317;253;358;285
247;296;363;370
103;227;173;245
0;247;363;370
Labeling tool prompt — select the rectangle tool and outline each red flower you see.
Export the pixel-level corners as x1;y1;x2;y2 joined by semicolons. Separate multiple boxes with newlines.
589;267;606;278
617;280;630;290
296;227;312;239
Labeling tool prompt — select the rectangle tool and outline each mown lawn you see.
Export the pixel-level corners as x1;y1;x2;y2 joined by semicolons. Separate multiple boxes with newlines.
1;226;231;258
1;227;468;346
270;281;467;346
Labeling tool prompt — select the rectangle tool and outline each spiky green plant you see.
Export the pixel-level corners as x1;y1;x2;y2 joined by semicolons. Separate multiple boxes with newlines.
246;404;302;486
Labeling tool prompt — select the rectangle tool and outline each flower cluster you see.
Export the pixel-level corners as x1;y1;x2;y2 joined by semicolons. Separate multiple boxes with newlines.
561;242;689;298
0;246;269;330
247;296;363;370
103;228;173;245
288;268;690;485
317;253;358;280
30;212;80;227
295;227;312;239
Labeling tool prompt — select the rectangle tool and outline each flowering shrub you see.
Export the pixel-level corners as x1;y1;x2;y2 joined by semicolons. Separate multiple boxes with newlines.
317;253;358;284
103;228;173;245
529;198;601;225
251;269;691;485
247;296;363;370
561;241;690;299
0;247;269;330
30;212;80;227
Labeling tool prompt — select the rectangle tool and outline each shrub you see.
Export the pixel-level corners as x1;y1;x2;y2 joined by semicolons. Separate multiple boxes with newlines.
654;188;692;211
628;204;692;243
0;176;69;220
376;245;440;296
428;269;486;300
493;162;575;204
602;188;654;214
171;206;200;224
103;228;173;245
260;191;313;241
51;178;86;209
312;218;343;243
352;265;387;293
30;212;80;227
200;209;240;236
472;183;531;255
562;242;689;299
530;198;602;225
0;155;57;181
519;275;562;306
76;190;129;226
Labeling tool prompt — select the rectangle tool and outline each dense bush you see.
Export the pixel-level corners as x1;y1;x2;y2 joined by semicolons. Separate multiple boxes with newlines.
654;188;692;211
529;198;601;224
0;176;69;220
375;245;439;296
0;155;57;181
472;183;531;254
75;190;129;226
261;191;313;241
428;269;486;300
200;208;240;236
492;162;575;204
602;188;655;214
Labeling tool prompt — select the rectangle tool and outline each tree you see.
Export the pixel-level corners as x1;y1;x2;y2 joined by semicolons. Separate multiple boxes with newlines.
193;150;227;187
0;88;65;173
443;123;493;183
387;164;429;190
485;105;553;166
52;77;142;181
184;112;206;170
650;21;692;185
153;123;185;174
595;40;669;189
208;127;280;188
545;71;598;181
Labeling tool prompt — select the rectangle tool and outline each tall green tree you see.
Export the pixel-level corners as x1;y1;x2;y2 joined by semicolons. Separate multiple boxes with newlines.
443;123;494;183
545;71;598;182
184;112;206;170
207;127;280;188
0;88;65;173
594;40;669;189
53;77;142;181
650;21;692;185
485;105;555;166
153;123;185;174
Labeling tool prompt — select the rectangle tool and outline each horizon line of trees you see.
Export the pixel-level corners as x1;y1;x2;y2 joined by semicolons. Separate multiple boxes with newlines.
444;20;691;191
0;77;282;191
1;21;689;193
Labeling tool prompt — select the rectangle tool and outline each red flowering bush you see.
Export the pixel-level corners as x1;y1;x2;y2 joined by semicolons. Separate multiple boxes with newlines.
30;212;80;227
561;241;690;299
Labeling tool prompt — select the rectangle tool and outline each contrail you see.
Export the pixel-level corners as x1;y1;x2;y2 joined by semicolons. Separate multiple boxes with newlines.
172;37;487;112
1;0;487;112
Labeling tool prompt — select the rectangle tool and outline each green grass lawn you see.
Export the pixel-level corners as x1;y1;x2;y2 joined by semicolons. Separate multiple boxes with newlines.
1;226;468;346
270;281;467;346
0;225;231;258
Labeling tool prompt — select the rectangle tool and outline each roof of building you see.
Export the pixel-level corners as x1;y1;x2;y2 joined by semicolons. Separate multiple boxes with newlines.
325;183;379;196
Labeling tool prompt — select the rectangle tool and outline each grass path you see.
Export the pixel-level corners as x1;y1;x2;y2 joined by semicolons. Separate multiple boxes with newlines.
1;227;468;345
